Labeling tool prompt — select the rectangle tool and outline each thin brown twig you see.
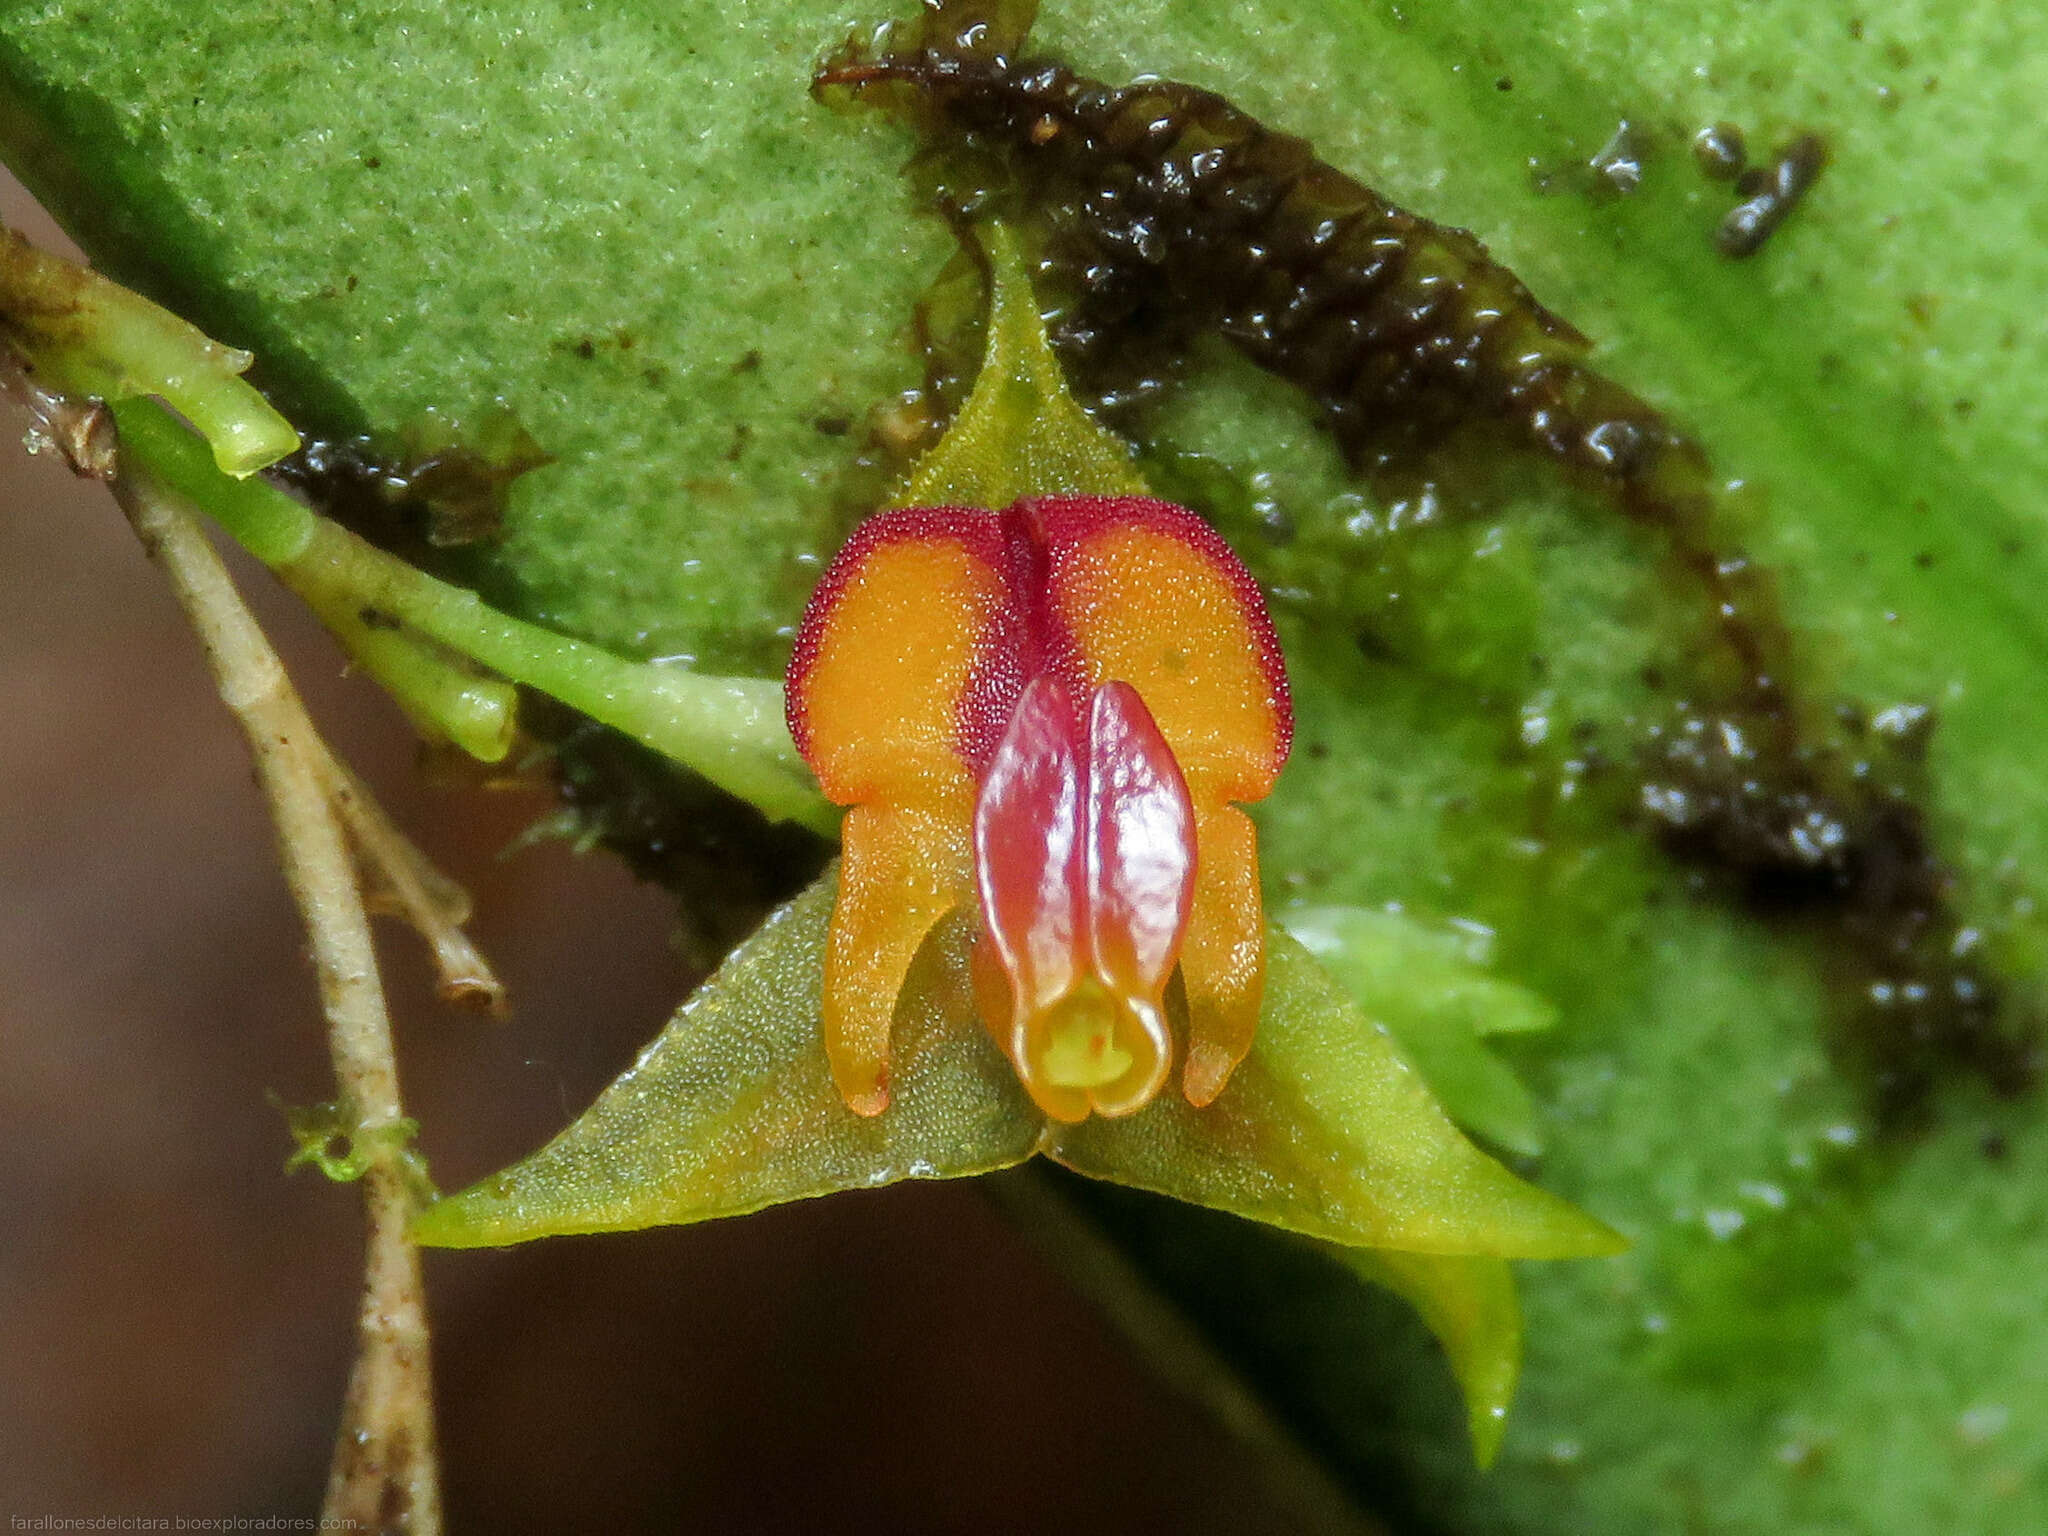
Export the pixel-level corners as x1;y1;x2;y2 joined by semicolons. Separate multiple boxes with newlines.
316;748;507;1017
76;409;445;1533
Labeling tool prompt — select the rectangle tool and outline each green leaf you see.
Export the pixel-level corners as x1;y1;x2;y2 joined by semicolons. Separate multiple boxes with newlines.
8;133;1611;1313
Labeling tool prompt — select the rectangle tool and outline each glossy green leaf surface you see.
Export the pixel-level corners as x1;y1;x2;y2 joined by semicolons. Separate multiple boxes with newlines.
8;0;2048;1529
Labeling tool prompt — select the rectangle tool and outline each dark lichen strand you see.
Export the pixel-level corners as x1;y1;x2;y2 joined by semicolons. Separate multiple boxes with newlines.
816;0;2031;1122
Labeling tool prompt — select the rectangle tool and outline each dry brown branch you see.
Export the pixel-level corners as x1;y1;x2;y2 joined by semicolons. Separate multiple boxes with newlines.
317;738;506;1016
103;448;445;1533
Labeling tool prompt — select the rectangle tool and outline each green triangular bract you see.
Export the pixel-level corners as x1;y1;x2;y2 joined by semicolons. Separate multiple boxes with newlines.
896;222;1148;507
1050;930;1622;1258
414;875;1039;1247
418;885;1621;1256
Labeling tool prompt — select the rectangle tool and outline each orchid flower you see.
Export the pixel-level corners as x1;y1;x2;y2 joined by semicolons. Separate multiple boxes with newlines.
788;494;1290;1120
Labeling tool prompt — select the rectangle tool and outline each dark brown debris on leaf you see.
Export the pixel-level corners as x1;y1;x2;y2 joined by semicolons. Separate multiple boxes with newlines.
1692;122;1748;181
524;697;830;972
1716;133;1828;258
272;406;552;556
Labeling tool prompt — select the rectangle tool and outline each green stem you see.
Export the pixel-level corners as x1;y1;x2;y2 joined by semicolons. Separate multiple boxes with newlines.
113;398;836;832
1;223;300;475
298;581;518;764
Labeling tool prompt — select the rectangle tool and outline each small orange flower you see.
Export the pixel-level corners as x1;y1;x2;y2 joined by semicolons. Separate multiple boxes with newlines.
787;495;1291;1120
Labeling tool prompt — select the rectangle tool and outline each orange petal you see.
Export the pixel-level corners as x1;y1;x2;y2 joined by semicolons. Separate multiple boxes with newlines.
1180;804;1267;1106
1029;496;1290;804
787;509;1012;805
790;510;1011;1114
823;802;970;1115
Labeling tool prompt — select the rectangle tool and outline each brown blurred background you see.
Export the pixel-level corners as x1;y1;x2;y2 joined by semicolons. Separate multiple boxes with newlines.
0;170;1305;1532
